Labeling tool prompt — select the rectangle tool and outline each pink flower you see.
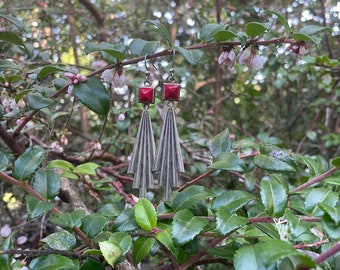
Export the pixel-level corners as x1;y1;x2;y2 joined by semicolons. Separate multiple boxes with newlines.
218;47;236;70
288;41;307;58
238;46;264;70
64;72;87;94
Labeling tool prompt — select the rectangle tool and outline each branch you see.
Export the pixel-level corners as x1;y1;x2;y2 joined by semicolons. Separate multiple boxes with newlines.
290;167;340;193
0;122;25;155
315;241;340;264
177;169;214;192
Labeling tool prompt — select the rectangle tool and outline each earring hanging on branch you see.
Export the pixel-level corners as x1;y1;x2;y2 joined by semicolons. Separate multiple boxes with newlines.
127;57;156;198
153;63;185;201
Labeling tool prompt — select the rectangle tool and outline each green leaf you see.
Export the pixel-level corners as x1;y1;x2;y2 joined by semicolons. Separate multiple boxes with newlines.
73;162;99;176
298;155;324;176
49;210;85;228
321;215;340;239
298;25;332;36
234;245;265;270
210;128;231;158
0;31;24;46
80;214;107;238
0;60;21;71
73;77;110;116
134;198;157;231
216;211;248;235
0;152;9;172
0;14;26;31
25;195;54;219
267;10;290;37
109;232;132;256
47;159;75;171
319;203;340;225
211;190;256;212
260;177;287;217
155;229;177;256
214;30;237;42
177;47;204;66
245;22;268;37
27;92;56;110
292;33;321;45
206;242;239;259
172;209;209;244
132;237;156;265
253;223;280;239
254;154;297;173
84;42;125;61
144;19;172;47
13;148;45;180
37;65;69;81
284;209;311;238
199;23;225;42
113;208;138;232
31;169;60;199
29;255;79;270
304;188;338;217
41;231;76;251
331;156;340;167
80;259;105;270
99;241;123;267
129;38;158;56
209;152;246;172
172;185;214;211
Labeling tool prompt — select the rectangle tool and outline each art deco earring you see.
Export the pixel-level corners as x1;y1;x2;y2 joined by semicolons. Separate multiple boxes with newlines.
127;57;156;197
153;66;185;201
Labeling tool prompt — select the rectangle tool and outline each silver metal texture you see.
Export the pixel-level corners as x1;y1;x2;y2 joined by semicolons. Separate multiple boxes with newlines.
127;106;156;197
153;102;185;200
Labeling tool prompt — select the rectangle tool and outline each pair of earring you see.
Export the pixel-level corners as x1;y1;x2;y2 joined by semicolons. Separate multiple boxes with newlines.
127;63;184;201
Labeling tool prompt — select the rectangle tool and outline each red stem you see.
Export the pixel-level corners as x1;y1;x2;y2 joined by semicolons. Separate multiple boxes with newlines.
315;241;340;264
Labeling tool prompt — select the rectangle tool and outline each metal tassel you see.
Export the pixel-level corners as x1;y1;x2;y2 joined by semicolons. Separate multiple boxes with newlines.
153;102;184;200
127;106;156;197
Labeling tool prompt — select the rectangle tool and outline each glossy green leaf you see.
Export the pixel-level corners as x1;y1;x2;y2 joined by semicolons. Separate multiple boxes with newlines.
284;209;311;238
253;223;280;239
113;208;138;232
214;30;237;42
206;242;239;259
267;10;290;37
109;232;132;256
319;203;340;225
199;23;225;42
209;152;246;172
129;38;158;56
210;128;231;158
99;241;123;267
0;31;24;46
299;25;331;36
49;210;85;228
25;195;54;219
73;77;110;116
37;65;69;80
234;245;265;270
144;19;172;47
245;22;268;37
211;190;256;212
331;156;340;167
155;229;177;256
177;47;204;66
47;159;75;171
292;33;321;45
260;177;287;217
216;211;248;235
172;209;208;244
135;198;157;231
41;231;76;251
132;237;156;265
84;42;125;61
0;152;9;172
304;188;338;217
0;14;26;31
29;255;79;270
321;215;340;239
73;162;99;176
80;259;105;270
298;155;324;176
31;169;60;199
254;153;297;173
0;60;21;71
172;185;214;211
80;214;107;238
27;92;56;110
13;148;45;180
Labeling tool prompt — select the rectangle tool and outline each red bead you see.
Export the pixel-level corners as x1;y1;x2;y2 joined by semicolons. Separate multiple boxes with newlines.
163;83;180;101
138;86;155;104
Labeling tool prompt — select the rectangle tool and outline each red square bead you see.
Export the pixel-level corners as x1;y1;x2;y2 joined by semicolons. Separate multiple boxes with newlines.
163;83;181;101
138;86;155;104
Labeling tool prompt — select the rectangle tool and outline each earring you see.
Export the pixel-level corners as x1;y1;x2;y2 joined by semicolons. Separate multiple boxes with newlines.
127;58;156;198
153;67;185;201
